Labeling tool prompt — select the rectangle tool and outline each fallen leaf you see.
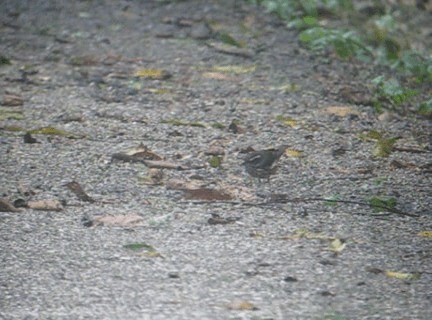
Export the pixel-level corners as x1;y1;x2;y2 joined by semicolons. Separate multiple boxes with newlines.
385;270;421;280
124;243;162;257
329;238;346;253
285;149;303;158
183;188;232;201
211;65;256;74
134;69;171;80
28;199;63;211
417;231;432;238
0;198;21;212
2;94;24;106
166;178;204;190
28;126;82;138
226;300;258;311
111;144;167;165
208;155;222;168
276;115;298;127
373;137;399;157
218;32;244;47
93;213;144;227
323;106;360;117
368;196;397;212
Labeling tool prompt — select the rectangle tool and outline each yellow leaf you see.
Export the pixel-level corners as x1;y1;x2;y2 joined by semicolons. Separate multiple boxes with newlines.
28;126;82;138
285;149;303;158
417;231;432;238
276;115;298;127
134;69;171;80
329;238;346;253
385;270;421;280
211;65;256;74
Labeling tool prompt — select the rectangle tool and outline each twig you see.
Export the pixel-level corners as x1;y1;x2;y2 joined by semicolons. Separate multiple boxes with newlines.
271;197;419;218
179;197;419;218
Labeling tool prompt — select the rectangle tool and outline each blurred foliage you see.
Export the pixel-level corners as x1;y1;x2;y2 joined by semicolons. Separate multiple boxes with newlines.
245;0;431;113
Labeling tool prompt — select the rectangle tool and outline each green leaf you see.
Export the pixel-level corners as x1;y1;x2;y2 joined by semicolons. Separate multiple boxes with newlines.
324;195;340;207
208;155;222;168
369;196;397;212
123;243;155;252
218;32;243;48
373;137;399;157
302;15;317;27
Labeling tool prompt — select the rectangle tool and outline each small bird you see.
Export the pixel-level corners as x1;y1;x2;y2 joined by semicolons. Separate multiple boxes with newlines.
243;145;288;183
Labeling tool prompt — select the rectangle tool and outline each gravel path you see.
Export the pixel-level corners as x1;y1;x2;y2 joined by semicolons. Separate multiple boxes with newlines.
1;1;431;319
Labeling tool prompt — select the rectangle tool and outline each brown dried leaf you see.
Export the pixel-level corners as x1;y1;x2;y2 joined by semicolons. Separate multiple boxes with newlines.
2;94;24;106
165;178;204;190
226;300;258;311
0;198;21;212
93;213;144;227
183;188;232;201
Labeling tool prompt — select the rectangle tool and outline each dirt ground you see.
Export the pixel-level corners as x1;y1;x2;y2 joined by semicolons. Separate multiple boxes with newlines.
0;1;431;319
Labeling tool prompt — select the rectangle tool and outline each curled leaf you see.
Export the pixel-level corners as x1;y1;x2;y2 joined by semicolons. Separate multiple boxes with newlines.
385;270;421;280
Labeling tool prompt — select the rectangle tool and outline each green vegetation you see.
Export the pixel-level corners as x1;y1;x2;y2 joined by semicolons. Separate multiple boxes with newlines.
208;155;223;168
369;196;397;212
0;55;11;66
245;0;431;114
